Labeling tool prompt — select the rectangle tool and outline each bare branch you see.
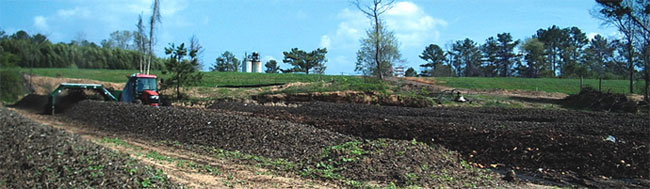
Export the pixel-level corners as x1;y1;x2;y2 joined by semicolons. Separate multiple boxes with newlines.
353;0;373;17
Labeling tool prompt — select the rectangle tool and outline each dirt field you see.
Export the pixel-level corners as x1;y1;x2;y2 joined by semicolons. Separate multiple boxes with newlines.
11;107;335;188
0;107;179;188
210;101;650;187
49;100;512;188
4;80;649;187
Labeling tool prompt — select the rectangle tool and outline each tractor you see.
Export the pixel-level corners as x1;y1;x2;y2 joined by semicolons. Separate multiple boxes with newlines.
119;73;160;106
47;73;160;114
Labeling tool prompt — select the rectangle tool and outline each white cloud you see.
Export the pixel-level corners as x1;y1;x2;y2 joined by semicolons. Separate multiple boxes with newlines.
335;8;367;42
33;16;48;31
385;1;447;47
29;0;191;44
57;7;90;18
90;0;188;30
387;1;418;16
587;32;599;40
320;35;331;49
318;1;446;74
315;8;367;52
324;1;446;51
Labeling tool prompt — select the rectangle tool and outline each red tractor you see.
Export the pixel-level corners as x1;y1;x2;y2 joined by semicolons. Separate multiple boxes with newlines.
119;73;160;106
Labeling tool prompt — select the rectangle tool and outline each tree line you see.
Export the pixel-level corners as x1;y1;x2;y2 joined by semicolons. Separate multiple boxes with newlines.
209;48;327;74
0;30;164;70
349;0;648;101
417;27;630;80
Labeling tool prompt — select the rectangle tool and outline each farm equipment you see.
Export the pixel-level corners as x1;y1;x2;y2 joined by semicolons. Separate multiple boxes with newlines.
47;83;118;115
434;89;471;104
119;73;160;106
47;73;160;114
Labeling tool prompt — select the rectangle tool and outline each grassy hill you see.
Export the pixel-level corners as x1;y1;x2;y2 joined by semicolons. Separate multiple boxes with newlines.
433;77;640;95
21;68;362;87
19;68;641;95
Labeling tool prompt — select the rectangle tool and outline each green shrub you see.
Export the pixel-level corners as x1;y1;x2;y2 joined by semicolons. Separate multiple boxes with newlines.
0;68;26;103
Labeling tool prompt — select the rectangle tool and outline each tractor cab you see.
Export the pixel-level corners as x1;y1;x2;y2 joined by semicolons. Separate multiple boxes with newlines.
120;73;160;106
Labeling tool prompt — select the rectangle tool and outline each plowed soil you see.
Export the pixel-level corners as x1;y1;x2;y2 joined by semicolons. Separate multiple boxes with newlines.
54;100;511;188
0;107;179;188
209;101;650;187
564;87;638;112
8;90;648;187
61;101;354;162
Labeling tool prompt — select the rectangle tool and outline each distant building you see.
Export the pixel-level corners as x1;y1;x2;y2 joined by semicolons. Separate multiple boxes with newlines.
394;66;405;77
242;52;262;73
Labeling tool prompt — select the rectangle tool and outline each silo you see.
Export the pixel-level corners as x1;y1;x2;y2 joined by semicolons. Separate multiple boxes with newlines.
253;61;262;73
251;52;262;73
245;59;252;73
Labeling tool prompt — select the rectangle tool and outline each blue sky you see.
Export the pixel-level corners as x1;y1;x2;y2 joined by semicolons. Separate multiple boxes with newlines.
1;0;619;74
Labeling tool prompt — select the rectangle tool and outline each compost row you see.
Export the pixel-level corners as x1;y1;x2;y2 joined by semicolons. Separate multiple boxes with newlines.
210;101;650;181
57;100;510;187
61;100;354;162
0;107;178;188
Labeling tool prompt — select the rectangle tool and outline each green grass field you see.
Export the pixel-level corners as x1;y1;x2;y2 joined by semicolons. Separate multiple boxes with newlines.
21;68;364;87
433;77;643;94
19;68;643;95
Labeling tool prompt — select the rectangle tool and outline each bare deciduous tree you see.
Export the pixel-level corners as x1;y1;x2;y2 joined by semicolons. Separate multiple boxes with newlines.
189;35;204;71
147;0;161;74
353;0;396;80
135;13;148;73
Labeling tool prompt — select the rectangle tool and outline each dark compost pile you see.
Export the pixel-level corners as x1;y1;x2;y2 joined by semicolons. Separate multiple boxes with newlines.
210;101;650;187
56;100;508;187
0;107;179;188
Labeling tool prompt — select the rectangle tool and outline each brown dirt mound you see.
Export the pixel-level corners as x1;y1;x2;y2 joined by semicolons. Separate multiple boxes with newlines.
61;100;354;162
11;90;107;114
23;74;124;95
0;107;179;188
10;94;49;113
564;87;638;113
209;101;650;188
253;91;434;108
302;139;503;187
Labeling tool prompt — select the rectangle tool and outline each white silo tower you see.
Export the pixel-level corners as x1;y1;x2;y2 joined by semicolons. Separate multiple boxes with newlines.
245;59;252;72
242;52;252;72
251;52;262;73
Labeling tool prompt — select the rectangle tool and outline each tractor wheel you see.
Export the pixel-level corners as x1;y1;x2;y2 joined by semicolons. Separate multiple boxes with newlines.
134;99;143;105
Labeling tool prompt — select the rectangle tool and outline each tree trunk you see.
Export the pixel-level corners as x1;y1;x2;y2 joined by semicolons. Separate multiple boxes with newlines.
599;77;602;92
176;77;181;100
643;61;650;102
643;42;650;102
551;48;556;77
628;40;634;94
374;10;382;80
643;76;650;102
580;76;584;90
